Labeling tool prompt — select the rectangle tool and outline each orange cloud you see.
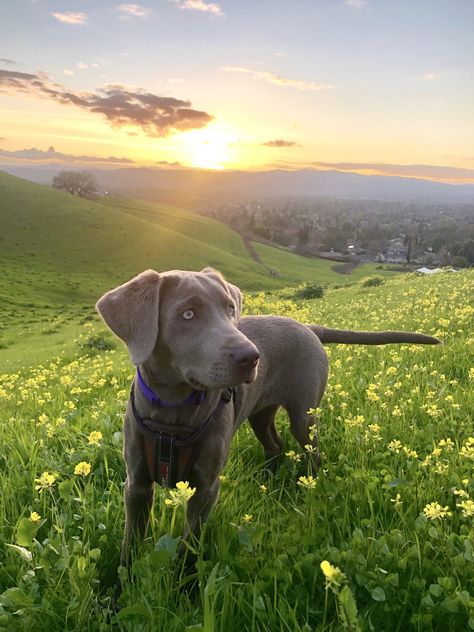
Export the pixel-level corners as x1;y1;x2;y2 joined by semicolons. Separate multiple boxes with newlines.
261;139;300;147
52;12;88;25
172;0;224;16
116;4;152;19
222;66;333;91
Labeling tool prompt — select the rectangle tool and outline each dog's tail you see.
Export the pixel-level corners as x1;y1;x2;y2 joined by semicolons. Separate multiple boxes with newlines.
308;325;441;346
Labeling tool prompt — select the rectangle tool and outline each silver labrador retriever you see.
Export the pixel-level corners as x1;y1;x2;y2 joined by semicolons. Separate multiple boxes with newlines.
96;267;439;570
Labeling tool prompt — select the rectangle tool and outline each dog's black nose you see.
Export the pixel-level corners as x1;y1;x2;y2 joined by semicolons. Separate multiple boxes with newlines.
230;346;260;370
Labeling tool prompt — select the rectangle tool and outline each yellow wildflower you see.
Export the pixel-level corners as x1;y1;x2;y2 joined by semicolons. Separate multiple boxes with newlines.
453;488;469;499
242;513;253;523
438;438;454;451
390;493;402;507
165;480;196;507
345;414;364;428
387;440;403;454
402;446;418;459
298;475;317;489
74;461;92;476
286;450;301;462
366;388;380;402
460;438;474;460
35;471;57;492
308;423;318;441
87;431;103;445
320;560;345;586
457;499;474;518
423;502;452;520
29;511;41;522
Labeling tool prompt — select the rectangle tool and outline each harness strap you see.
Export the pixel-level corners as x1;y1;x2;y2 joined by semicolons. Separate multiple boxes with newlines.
131;383;235;487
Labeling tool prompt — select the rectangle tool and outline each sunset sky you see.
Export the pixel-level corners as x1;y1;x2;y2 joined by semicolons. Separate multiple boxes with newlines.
1;0;474;182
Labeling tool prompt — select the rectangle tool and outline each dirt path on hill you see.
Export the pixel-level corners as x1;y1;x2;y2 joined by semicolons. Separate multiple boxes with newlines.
240;233;279;277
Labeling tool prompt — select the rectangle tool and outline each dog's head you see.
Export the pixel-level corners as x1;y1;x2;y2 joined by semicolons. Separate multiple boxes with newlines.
96;268;259;389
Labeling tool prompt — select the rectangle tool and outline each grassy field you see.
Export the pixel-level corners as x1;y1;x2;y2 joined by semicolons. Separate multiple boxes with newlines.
253;242;392;286
0;269;473;631
0;171;398;370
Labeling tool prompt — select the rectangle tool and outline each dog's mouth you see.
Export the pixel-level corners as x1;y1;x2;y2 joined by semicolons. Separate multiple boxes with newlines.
243;366;258;384
186;376;207;391
186;366;257;390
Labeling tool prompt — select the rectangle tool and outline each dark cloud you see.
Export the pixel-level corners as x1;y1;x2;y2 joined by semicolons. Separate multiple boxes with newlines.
156;160;183;168
0;68;214;137
0;146;135;164
261;139;299;148
0;58;17;65
311;161;474;180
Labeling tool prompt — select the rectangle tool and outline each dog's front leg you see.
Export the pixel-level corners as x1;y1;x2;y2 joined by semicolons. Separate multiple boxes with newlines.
112;478;153;608
121;477;154;566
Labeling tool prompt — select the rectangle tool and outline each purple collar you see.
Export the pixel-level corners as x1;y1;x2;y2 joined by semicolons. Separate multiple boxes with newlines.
136;367;206;408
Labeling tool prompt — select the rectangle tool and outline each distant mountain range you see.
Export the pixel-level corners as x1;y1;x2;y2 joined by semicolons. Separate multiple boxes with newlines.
2;164;474;202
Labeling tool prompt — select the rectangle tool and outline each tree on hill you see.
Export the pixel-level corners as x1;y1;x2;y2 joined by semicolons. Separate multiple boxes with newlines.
52;170;98;199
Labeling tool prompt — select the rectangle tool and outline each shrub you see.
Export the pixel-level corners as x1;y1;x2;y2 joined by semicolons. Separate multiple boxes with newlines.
452;256;468;268
293;282;325;300
361;275;385;288
76;332;115;353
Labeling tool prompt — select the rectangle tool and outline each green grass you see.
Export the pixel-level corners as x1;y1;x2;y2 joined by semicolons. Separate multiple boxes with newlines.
253;241;398;286
0;270;473;631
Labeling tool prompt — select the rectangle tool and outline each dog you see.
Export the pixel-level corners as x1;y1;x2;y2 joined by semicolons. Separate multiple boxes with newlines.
96;267;440;575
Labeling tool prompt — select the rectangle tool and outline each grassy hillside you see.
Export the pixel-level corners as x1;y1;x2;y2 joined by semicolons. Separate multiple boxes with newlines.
253;241;388;285
0;170;388;301
0;270;472;631
0;171;395;369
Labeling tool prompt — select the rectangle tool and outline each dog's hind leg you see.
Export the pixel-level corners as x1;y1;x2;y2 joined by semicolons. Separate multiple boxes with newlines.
112;478;154;609
286;401;322;470
248;405;283;470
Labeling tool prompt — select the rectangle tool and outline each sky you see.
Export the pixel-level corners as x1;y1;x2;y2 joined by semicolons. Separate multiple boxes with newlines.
1;0;474;182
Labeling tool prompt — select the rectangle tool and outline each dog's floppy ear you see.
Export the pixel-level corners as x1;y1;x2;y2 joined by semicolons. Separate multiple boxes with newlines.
201;266;243;318
96;269;160;365
226;281;243;318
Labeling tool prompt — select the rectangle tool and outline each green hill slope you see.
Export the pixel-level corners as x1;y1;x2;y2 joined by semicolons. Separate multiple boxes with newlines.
0;171;393;367
0;171;393;301
0;171;263;306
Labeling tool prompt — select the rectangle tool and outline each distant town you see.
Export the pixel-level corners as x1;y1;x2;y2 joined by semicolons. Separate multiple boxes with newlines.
201;196;474;269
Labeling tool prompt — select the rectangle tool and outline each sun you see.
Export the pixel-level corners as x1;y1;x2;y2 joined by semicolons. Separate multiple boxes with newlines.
181;126;237;170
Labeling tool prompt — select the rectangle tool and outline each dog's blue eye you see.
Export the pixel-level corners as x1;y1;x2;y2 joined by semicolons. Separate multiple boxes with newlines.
229;305;236;317
182;309;195;320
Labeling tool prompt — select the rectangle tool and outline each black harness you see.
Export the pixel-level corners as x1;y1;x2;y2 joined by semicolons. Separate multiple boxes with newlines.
130;383;235;487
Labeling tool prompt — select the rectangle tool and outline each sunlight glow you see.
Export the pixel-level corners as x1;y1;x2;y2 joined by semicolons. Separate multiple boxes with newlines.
181;126;237;170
